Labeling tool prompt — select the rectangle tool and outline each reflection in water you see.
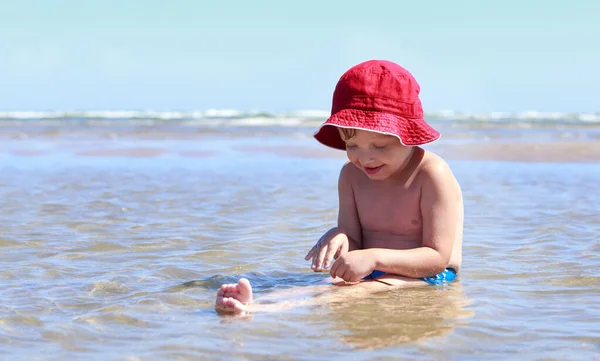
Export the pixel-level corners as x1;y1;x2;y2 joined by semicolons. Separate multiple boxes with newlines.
324;283;474;349
215;276;475;350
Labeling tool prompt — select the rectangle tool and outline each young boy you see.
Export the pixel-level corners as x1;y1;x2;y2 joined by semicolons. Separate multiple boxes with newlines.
215;60;463;314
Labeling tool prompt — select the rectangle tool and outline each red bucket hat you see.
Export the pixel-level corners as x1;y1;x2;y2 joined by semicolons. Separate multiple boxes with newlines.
314;60;440;150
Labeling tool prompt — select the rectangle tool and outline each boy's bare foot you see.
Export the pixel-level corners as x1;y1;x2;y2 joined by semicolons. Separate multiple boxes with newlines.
215;278;253;314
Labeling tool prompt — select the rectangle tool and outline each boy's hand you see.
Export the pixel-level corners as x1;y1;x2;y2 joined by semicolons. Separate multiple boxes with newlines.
329;250;376;282
304;227;349;272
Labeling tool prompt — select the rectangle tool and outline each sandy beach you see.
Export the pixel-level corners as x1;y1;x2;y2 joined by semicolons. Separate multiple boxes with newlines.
2;120;599;163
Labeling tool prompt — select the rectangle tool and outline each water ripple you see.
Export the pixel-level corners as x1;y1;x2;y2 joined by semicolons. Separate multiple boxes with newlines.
0;145;598;360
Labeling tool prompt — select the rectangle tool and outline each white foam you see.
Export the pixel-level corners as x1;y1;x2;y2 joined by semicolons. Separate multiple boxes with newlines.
0;109;598;124
202;109;243;118
285;110;331;118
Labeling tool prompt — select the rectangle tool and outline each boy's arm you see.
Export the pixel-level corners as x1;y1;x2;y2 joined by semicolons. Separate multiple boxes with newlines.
366;162;460;278
337;162;362;251
306;163;363;271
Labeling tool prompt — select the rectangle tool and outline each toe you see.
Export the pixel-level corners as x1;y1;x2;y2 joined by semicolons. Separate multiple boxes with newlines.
237;278;253;303
224;297;247;313
215;295;226;310
222;284;236;293
222;291;238;298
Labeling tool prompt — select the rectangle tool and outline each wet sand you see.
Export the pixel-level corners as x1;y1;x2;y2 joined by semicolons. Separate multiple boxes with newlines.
5;140;599;163
233;141;600;163
3;120;599;162
429;141;600;162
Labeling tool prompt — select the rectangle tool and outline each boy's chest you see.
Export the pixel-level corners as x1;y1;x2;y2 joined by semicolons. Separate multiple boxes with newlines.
353;182;422;236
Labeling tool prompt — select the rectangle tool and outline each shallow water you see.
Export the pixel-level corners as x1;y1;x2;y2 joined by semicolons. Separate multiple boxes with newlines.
1;125;599;360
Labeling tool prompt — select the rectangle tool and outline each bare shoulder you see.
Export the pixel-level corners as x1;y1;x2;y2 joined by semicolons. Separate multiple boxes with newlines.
417;151;461;193
339;161;362;182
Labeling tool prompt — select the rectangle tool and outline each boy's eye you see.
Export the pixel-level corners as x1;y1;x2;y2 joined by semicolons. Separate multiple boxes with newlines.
373;144;387;150
346;144;358;149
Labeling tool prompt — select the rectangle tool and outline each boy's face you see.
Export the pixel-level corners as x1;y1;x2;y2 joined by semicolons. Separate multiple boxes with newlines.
338;128;413;181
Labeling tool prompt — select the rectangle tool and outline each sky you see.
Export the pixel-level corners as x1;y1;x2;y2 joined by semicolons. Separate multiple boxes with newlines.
1;0;598;113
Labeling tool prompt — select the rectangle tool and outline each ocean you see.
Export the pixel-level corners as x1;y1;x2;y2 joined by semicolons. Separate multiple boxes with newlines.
1;112;599;360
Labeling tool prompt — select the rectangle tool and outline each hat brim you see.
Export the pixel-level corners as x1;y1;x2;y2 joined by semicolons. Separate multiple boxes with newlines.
313;109;440;150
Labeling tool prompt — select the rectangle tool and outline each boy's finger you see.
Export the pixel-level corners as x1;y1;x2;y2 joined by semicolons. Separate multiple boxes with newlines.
329;258;340;278
337;266;349;282
314;246;329;271
304;246;316;260
322;243;338;268
340;238;349;255
311;246;324;269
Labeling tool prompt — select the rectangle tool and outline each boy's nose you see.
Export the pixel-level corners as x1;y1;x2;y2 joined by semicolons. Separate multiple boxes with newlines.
358;151;375;165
